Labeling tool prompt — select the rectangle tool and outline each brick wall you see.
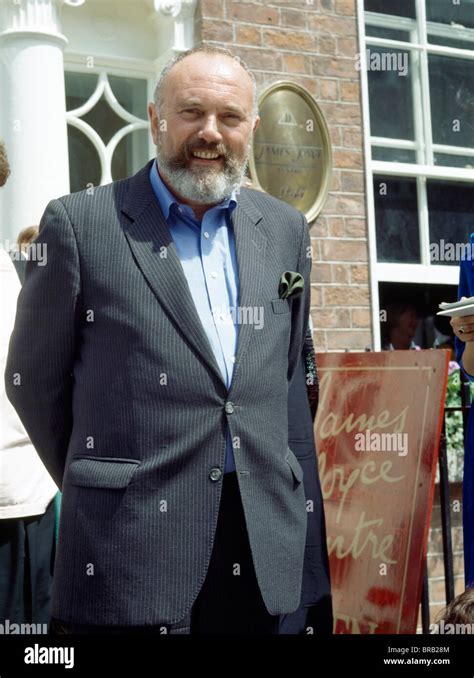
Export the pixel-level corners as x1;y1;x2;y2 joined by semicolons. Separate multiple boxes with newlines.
197;0;372;351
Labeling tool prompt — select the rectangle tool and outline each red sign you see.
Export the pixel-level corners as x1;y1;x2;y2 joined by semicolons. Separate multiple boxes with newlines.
314;350;450;634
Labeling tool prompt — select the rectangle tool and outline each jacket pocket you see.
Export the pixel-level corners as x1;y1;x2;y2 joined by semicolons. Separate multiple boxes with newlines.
271;298;291;314
285;447;304;484
67;457;140;489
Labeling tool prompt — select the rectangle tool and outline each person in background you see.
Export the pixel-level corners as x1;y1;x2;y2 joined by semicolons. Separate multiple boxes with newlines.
431;587;474;631
0;140;57;626
382;302;421;350
11;226;39;286
451;233;474;588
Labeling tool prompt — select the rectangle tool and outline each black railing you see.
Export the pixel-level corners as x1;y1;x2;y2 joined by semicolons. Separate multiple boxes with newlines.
420;375;471;632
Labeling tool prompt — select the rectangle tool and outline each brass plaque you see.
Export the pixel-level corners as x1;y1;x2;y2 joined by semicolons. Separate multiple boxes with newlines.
249;81;332;222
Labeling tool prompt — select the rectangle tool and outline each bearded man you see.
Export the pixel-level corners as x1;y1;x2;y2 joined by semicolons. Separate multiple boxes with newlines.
5;45;315;635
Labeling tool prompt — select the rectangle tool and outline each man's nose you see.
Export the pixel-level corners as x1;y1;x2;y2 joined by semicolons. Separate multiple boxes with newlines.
198;115;222;143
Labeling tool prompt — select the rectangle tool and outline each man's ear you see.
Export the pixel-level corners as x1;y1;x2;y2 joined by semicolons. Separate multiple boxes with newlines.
148;102;158;145
252;115;260;135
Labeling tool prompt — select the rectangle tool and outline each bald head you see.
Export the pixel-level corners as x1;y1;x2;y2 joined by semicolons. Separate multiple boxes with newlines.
154;46;258;121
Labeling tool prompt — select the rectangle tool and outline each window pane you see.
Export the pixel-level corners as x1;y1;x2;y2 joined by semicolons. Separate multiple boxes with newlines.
428;34;474;50
81;96;126;145
364;0;415;18
108;75;147;119
372;147;417;163
365;26;410;41
67;126;101;193
367;48;414;140
65;72;99;111
374;176;420;263
112;129;150;181
434;153;474;169
428;181;474;266
429;55;474;149
426;0;474;30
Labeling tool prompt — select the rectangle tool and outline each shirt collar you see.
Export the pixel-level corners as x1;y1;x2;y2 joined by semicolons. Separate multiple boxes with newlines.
149;159;238;221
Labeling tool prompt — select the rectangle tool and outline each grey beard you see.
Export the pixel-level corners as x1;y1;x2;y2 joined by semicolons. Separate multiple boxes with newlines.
156;141;251;205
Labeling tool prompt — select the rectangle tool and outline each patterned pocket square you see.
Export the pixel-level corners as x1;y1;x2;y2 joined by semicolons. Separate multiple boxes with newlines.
279;271;304;299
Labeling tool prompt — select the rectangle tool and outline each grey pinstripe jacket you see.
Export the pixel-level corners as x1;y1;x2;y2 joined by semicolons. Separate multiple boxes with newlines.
4;160;312;626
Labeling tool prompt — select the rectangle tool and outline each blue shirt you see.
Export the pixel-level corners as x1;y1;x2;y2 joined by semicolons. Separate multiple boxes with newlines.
149;160;240;473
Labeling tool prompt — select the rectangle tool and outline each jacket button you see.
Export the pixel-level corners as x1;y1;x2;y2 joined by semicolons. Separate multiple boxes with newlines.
209;467;222;482
224;401;234;414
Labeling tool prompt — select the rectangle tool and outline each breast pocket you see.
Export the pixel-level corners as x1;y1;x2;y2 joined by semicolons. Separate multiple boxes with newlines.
271;298;291;315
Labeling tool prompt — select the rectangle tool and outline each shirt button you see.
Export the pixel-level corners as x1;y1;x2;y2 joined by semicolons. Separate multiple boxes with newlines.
209;467;222;482
203;232;210;239
225;401;235;414
211;271;218;279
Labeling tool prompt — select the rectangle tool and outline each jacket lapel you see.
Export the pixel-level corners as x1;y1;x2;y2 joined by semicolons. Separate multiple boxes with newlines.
121;162;225;388
230;194;266;382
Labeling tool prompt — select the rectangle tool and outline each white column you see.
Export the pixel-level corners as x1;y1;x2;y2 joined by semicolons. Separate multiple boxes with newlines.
0;0;83;243
150;0;198;73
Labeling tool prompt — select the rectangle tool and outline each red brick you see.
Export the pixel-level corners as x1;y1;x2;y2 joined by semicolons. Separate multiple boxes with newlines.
231;46;283;71
319;36;337;55
283;53;310;74
227;2;279;25
352;308;371;328
327;329;372;350
345;216;366;236
310;216;327;237
329;126;342;147
311;284;323;307
340;80;359;102
342;127;362;148
340;171;364;193
332;148;364;169
313;262;332;283
281;8;307;28
200;0;226;19
320;78;339;101
350;264;369;283
338;36;358;58
331;263;351;284
264;29;317;51
311;329;327;352
313;307;351;328
335;0;356;15
308;14;357;37
324;193;365;215
201;21;234;42
322;238;367;262
235;25;262;45
327;216;344;237
320;102;361;125
330;173;341;192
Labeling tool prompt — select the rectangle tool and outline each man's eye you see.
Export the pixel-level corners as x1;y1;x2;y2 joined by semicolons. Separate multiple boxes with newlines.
182;109;200;116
